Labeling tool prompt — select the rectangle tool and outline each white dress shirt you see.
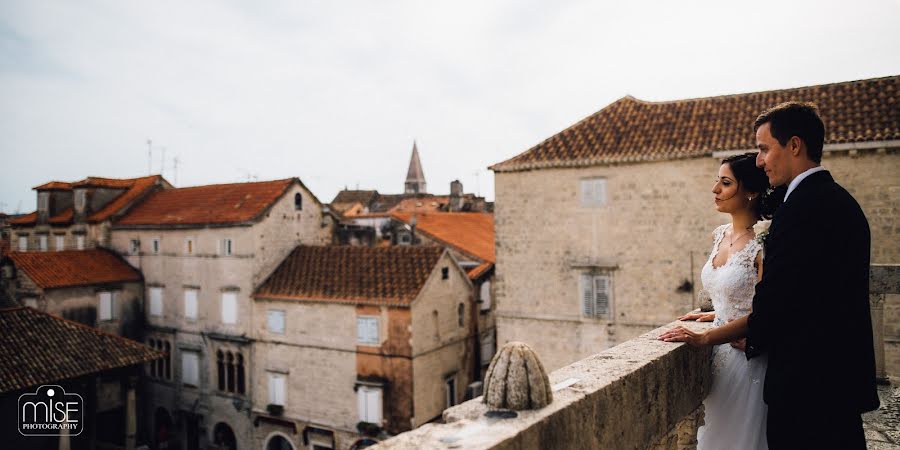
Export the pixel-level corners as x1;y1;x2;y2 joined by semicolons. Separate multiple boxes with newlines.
784;166;826;202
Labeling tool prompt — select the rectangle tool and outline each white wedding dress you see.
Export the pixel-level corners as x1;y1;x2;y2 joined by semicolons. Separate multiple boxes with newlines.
697;224;768;450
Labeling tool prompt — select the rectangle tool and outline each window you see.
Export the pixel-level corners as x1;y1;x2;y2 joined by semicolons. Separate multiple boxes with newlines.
581;274;611;317
24;297;38;309
580;177;607;207
457;303;465;328
357;386;382;424
356;316;379;345
479;281;492;311
149;287;163;317
445;376;457;408
441;267;449;279
74;190;86;211
294;193;302;210
182;351;200;387
99;291;115;321
147;339;172;380
76;235;85;250
185;238;194;255
268;310;286;334
217;351;244;394
55;235;65;251
18;236;27;251
184;289;198;320
37;193;48;212
221;238;233;256
39;235;48;251
151;238;160;254
268;373;286;406
130;239;140;255
221;292;237;324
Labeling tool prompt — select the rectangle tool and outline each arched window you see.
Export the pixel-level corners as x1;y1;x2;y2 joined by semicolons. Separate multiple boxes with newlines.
294;193;302;211
237;354;245;395
163;341;171;380
458;303;465;328
226;352;235;393
217;351;225;391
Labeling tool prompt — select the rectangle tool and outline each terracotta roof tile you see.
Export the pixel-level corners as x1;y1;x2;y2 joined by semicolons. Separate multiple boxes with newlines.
6;249;143;290
391;212;495;263
467;262;493;280
254;245;444;306
390;197;449;214
12;175;163;226
0;307;162;393
491;75;900;172
34;181;73;190
116;179;295;227
9;212;37;226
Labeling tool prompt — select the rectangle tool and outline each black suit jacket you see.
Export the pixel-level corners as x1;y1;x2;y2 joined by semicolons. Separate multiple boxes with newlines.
746;170;879;413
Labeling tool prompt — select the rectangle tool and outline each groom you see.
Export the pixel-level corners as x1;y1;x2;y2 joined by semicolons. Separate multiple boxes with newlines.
747;102;879;448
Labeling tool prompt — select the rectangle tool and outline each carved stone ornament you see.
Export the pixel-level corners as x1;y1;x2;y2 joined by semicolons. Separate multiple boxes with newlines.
483;341;553;410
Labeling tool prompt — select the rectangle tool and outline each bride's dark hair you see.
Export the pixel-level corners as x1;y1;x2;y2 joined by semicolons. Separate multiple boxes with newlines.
721;152;784;219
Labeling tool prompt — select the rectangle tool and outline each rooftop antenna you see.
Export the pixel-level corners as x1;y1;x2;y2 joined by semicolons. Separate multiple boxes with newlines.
473;171;481;197
147;139;153;175
172;156;180;186
160;146;166;179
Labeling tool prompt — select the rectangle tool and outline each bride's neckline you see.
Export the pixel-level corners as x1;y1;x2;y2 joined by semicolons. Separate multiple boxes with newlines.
710;224;756;270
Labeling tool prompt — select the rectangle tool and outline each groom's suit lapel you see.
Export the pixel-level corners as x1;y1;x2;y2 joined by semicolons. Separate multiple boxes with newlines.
764;170;833;256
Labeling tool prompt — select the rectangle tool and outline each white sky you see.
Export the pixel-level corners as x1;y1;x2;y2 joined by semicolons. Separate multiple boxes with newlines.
2;0;899;213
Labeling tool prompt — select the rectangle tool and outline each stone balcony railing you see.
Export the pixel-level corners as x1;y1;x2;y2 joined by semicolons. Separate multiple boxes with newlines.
375;320;715;450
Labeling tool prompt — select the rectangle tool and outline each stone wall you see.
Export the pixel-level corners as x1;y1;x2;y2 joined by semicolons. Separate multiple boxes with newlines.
494;149;899;372
374;319;714;450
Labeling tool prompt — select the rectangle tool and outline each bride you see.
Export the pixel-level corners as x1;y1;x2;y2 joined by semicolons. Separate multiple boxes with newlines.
660;153;781;450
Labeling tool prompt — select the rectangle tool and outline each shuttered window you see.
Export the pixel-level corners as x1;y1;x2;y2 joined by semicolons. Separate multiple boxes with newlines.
182;351;199;386
221;292;237;324
479;280;492;311
99;292;114;321
184;289;198;320
268;309;286;334
581;274;611;317
18;236;27;251
149;287;163;317
357;316;379;345
580;178;607;207
268;373;286;406
55;236;65;250
357;386;382;423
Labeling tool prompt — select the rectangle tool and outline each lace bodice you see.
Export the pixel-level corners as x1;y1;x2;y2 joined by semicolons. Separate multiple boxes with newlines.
701;224;762;326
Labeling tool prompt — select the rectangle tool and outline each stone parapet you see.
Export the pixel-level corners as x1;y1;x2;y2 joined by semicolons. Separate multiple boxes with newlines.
374;319;714;450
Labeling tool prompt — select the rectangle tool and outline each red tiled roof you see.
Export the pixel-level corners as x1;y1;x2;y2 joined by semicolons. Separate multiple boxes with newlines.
116;178;296;227
34;181;73;190
391;212;495;264
331;190;380;206
11;175;163;226
88;175;162;222
491;75;900;172
0;307;162;393
8;212;37;226
389;197;449;214
467;262;493;280
254;245;445;306
6;249;143;290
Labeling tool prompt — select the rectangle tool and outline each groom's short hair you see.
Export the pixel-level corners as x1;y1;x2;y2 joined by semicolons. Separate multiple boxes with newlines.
753;101;826;163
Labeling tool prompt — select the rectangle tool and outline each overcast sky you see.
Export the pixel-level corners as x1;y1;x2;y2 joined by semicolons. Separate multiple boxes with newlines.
2;0;899;213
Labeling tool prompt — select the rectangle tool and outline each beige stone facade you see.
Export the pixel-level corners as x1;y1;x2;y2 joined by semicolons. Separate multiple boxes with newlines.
494;149;900;372
110;181;332;450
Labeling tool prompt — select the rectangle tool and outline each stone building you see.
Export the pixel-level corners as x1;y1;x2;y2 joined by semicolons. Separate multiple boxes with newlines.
389;212;497;379
331;142;491;245
8;176;168;251
109;178;333;450
252;245;477;450
489;75;900;372
1;248;144;339
0;306;162;450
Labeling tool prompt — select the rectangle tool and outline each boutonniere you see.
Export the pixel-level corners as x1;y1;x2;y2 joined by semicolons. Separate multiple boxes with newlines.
753;220;771;244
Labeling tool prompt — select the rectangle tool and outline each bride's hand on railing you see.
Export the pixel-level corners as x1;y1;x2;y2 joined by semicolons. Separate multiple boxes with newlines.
658;325;708;346
677;312;715;322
